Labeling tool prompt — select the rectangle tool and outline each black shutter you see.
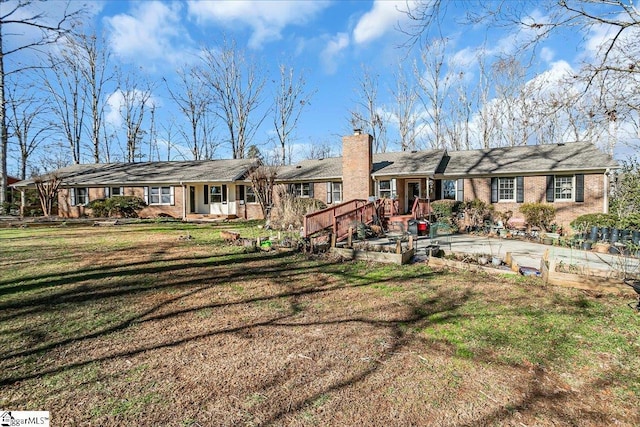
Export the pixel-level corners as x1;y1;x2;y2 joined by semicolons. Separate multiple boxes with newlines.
516;176;524;203
204;185;209;204
238;185;245;201
435;180;442;200
222;184;227;203
575;174;584;203
546;175;555;202
308;183;314;198
456;178;464;202
490;178;498;203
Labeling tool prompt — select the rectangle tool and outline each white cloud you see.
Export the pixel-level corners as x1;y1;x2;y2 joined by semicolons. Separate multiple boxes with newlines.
352;0;413;45
187;0;330;49
540;47;555;63
104;1;195;65
320;33;350;74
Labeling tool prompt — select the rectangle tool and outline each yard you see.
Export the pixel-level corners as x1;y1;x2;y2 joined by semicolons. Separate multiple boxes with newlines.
1;222;639;426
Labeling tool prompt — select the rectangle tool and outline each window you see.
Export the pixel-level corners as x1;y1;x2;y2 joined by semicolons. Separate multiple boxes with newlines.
442;180;456;200
148;186;174;205
246;186;257;203
210;185;222;203
105;187;123;198
291;183;312;198
327;182;342;204
498;177;515;201
71;188;89;206
379;180;392;199
554;176;573;200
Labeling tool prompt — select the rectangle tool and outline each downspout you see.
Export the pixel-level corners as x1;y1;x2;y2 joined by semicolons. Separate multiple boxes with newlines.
181;182;187;220
604;169;610;214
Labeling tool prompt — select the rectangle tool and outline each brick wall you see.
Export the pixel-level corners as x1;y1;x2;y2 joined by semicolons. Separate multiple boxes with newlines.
462;174;607;229
342;132;373;201
58;185;186;219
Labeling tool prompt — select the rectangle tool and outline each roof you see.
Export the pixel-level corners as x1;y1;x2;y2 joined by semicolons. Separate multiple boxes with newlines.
372;149;445;177
12;159;259;188
440;142;619;177
277;157;342;181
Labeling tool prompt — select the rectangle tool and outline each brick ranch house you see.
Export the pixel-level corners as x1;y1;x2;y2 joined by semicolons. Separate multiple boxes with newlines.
12;131;618;230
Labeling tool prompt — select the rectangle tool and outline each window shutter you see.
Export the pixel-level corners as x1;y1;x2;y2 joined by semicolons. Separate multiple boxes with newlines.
204;185;209;204
144;186;149;204
238;185;245;201
490;178;498;203
391;179;397;198
435;180;442;199
575;174;584;202
456;178;464;202
170;186;175;206
516;176;524;203
308;183;314;198
85;188;90;204
119;187;124;196
222;185;227;203
546;176;555;202
104;187;110;198
70;188;76;206
326;182;331;203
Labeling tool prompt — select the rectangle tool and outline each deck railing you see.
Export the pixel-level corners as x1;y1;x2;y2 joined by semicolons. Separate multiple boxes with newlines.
412;198;431;219
303;199;368;237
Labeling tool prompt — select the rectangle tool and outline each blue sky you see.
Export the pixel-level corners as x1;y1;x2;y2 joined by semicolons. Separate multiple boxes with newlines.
5;0;638;173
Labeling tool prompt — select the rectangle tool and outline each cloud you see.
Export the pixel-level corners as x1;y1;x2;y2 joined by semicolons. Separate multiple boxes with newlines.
352;0;413;45
320;33;350;74
187;0;330;49
104;1;195;65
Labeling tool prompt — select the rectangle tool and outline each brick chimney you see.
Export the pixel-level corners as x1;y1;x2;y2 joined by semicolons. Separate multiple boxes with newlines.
342;130;373;201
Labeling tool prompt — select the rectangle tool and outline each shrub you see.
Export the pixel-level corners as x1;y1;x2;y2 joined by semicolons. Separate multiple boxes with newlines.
430;200;463;224
569;213;618;231
269;188;326;230
619;213;640;230
464;199;493;228
519;203;556;231
88;196;147;218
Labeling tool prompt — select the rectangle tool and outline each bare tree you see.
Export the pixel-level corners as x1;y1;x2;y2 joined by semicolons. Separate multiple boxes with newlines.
273;63;314;165
165;66;215;160
249;164;278;218
349;65;388;152
0;0;84;204
200;40;268;159
389;62;419;151
5;80;49;179
116;71;153;162
415;38;454;149
42;42;85;164
34;173;62;217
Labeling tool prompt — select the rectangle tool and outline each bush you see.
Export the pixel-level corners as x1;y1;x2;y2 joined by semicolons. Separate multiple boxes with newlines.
569;213;618;231
619;213;640;230
430;200;463;225
88;196;147;218
464;199;494;228
269;190;326;230
519;203;556;231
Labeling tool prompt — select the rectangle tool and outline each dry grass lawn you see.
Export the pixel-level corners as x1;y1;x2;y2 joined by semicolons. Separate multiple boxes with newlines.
1;222;639;426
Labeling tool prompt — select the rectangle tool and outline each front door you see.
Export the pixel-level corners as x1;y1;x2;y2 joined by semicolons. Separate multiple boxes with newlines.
406;181;420;214
189;186;196;213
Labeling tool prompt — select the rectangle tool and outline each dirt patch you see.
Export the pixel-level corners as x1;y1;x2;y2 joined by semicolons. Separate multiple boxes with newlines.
0;224;638;426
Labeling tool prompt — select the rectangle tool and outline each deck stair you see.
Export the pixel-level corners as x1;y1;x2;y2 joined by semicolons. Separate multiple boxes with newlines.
303;199;383;241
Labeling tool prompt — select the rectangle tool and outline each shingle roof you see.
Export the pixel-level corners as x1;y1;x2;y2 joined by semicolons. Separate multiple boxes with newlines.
13;159;259;187
372;149;445;177
276;157;342;181
441;142;618;177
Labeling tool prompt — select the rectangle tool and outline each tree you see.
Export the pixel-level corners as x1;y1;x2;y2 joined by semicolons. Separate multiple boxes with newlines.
165;66;216;160
273;63;314;165
389;62;419;151
200;40;267;159
349;65;388;152
5;79;49;179
116;71;154;162
249;164;278;218
34;173;62;217
0;0;84;205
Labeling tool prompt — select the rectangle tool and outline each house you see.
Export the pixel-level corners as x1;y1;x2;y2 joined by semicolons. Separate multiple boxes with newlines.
12;131;618;229
278;131;619;231
12;159;263;220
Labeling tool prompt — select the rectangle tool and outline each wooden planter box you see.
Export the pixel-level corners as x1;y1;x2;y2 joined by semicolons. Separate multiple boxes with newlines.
427;256;517;275
331;247;415;265
540;250;628;294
